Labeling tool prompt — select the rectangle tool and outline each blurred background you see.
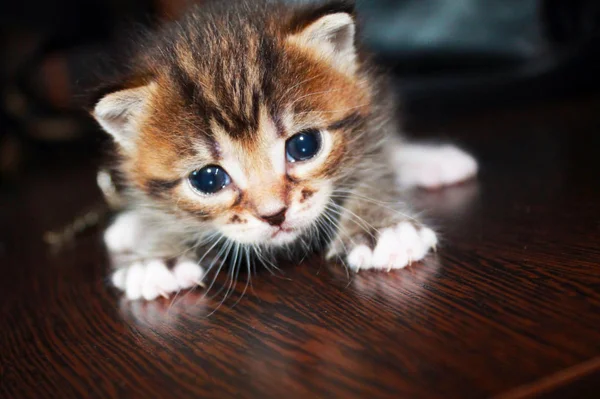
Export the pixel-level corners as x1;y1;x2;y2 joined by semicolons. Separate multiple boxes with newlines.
0;0;599;181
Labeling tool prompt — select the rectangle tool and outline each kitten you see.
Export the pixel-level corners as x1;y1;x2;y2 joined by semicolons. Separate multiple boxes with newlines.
92;0;478;301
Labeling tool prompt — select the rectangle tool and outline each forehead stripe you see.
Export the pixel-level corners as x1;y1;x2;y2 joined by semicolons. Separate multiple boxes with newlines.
327;112;364;131
145;178;181;198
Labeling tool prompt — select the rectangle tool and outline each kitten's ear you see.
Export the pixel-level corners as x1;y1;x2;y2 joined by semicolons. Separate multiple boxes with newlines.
93;84;154;152
287;1;358;75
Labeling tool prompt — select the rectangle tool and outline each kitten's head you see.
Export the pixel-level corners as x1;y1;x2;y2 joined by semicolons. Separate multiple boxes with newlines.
93;0;379;247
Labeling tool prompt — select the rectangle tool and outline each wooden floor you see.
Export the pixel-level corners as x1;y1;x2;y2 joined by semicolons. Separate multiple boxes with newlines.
2;98;600;399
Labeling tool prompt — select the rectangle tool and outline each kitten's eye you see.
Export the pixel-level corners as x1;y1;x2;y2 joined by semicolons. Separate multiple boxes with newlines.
286;129;322;162
189;165;231;195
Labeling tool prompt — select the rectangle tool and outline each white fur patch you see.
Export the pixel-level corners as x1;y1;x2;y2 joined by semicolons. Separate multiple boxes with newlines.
346;244;372;269
393;144;478;189
347;222;437;271
104;211;142;253
173;260;205;289
112;258;205;301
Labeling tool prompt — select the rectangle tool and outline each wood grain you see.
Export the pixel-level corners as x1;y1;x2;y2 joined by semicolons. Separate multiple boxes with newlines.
1;99;600;398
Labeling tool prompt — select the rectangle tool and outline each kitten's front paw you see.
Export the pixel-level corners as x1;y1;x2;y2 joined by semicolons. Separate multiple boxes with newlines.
112;258;204;301
346;222;437;271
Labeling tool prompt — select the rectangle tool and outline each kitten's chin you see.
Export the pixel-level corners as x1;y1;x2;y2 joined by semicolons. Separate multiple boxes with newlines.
268;229;300;246
222;229;300;247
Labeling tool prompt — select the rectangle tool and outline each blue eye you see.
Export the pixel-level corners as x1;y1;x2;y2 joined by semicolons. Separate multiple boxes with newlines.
189;165;231;194
286;129;322;162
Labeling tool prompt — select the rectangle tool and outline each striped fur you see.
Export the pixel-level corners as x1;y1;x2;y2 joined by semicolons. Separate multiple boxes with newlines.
94;0;408;263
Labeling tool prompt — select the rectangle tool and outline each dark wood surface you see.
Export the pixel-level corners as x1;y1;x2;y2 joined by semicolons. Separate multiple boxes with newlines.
2;98;600;399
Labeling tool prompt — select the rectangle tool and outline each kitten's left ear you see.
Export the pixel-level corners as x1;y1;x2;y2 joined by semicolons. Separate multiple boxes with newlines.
93;83;154;153
287;1;358;75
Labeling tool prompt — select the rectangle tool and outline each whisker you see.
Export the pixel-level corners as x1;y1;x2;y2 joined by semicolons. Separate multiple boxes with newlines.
326;203;378;241
164;233;225;311
218;242;240;304
320;209;354;281
232;245;252;308
331;192;421;224
202;239;234;298
281;73;324;101
288;88;344;109
203;240;235;316
320;207;352;247
295;103;370;117
254;245;281;274
245;246;257;296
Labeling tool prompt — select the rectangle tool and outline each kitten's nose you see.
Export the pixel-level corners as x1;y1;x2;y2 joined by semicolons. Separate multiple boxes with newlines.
260;207;288;226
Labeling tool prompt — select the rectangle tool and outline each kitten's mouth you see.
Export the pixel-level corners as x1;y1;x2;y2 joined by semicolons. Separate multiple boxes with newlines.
271;227;295;239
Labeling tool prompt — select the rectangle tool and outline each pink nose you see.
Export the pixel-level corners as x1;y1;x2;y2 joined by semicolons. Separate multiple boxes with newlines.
260;208;287;226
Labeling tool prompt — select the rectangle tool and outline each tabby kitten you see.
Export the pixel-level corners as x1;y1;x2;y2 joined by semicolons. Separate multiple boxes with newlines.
93;0;477;301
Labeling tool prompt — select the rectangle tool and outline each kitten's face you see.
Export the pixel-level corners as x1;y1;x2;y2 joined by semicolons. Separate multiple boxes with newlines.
179;108;336;246
132;68;368;247
94;2;372;247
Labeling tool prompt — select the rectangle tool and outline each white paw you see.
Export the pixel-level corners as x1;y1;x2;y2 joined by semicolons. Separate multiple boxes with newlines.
112;258;204;301
104;211;142;253
173;260;205;290
347;222;437;271
393;144;478;189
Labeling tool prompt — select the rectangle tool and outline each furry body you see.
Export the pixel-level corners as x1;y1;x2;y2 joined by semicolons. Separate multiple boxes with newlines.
93;0;477;300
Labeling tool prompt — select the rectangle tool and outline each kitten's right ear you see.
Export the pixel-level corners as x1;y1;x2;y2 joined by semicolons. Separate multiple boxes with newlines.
287;0;358;75
93;84;154;152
